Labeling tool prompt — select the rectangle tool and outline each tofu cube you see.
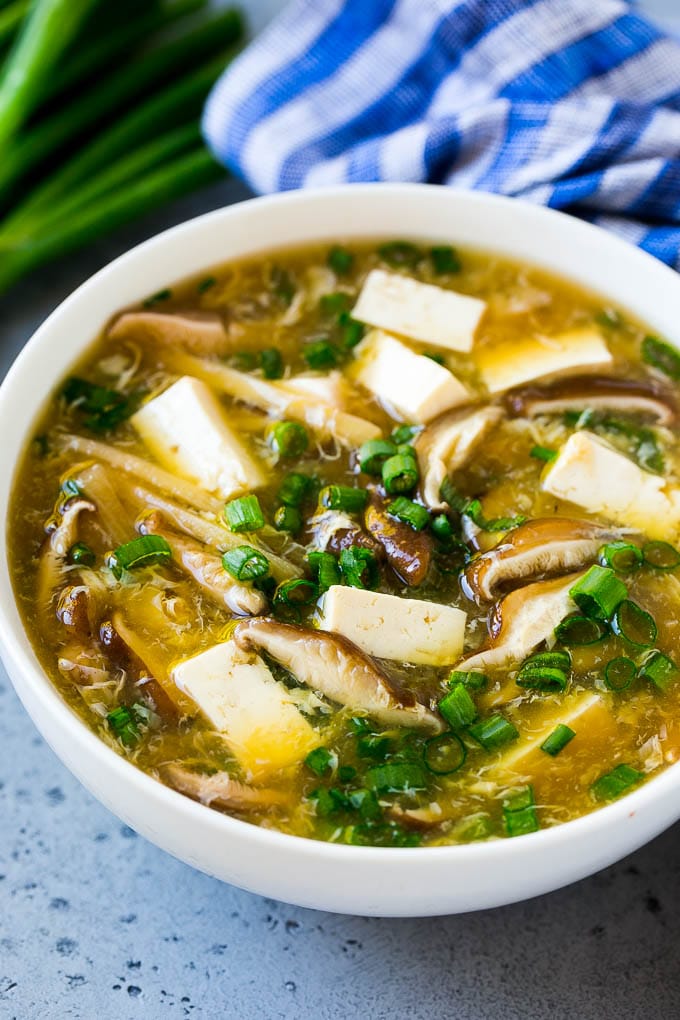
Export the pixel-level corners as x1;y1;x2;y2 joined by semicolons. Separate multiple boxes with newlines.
131;376;265;500
351;269;486;352
317;586;466;665
353;329;471;423
542;430;680;539
172;642;319;777
476;327;612;393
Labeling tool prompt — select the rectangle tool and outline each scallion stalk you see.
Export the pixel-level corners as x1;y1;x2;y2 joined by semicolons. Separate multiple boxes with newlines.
611;599;657;648
569;565;627;620
423;732;466;775
107;535;171;579
591;763;643;801
222;545;269;582
540;724;575;757
387;497;430;531
307;551;341;593
438;684;477;729
320;485;367;513
224;495;265;533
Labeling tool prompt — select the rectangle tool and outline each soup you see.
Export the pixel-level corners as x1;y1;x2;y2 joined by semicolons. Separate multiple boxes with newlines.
9;239;680;848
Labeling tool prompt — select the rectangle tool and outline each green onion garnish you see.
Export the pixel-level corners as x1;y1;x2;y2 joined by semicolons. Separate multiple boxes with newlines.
327;246;354;275
429;245;461;274
642;540;680;571
387;497;430;531
107;535;171;579
430;514;455;544
63;376;141;433
434;542;470;574
365;762;428;793
338;765;357;783
320;485;368;513
304;746;335;776
271;266;295;305
107;705;140;747
438;683;477;729
604;656;637;691
456;814;494;842
224;494;265;532
308;787;348;817
425;351;446;366
569;565;627;620
642;335;680;381
222;545;270;582
540;724;576;757
337;312;364;349
591;763;643;801
273;505;302;533
391;424;420;445
143;288;172;308
468;714;519;751
516;650;571;692
307;550;341;593
638;650;679;692
197;276;216;294
231;351;258;372
358;438;397;475
260;347;284;379
269;420;309;458
530;445;557;463
554;614;608;646
357;734;392;760
68;541;95;566
611;599;657;648
423;732;467;775
448;669;488;690
273;578;318;608
339;546;378;589
277;472;311;508
304;338;338;370
378;240;422;268
346;823;421;847
319;292;351;316
348;789;382;820
463;499;526;533
382;452;419;494
598;541;643;573
503;785;540;837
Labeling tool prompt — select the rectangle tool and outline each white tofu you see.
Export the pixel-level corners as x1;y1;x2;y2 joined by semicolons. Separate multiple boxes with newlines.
172;642;319;777
131;376;265;500
542;430;680;539
353;329;471;423
277;371;344;407
476;327;612;394
351;269;486;352
317;586;466;666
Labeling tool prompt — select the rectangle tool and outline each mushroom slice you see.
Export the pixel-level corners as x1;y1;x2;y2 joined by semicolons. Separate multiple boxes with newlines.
108;310;230;355
364;492;432;586
458;571;585;671
38;497;95;607
162;764;290;811
138;511;266;617
461;518;621;604
505;374;677;426
233;617;443;732
308;509;383;560
388;803;446;830
56;584;98;638
415;406;503;510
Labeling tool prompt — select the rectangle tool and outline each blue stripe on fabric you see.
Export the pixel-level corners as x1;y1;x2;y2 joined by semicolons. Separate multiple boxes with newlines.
422;117;463;184
638;225;680;266
628;160;680;219
474;101;552;191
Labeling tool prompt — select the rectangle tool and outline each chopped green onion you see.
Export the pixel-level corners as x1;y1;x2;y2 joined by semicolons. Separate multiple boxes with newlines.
327;246;353;275
456;814;494;842
197;276;216;294
387;497;430;531
439;477;468;512
390;424;420;445
463;499;526;533
468;714;518;751
277;472;311;507
107;705;140;747
304;746;335;776
502;785;540;836
320;485;367;513
423;732;467;775
308;787;348;817
273;505;302;534
365;762;427;793
438;684;477;729
642;335;680;381
319;291;351;315
345;822;421;847
431;514;455;544
503;786;534;812
604;656;637;691
357;734;392;760
378;240;422;268
303;338;338;370
516;666;569;692
358;438;397;475
596;308;622;329
270;266;295;305
349;716;372;734
638;650;680;692
107;535;171;579
523;650;571;671
307;550;341;593
338;764;357;783
448;669;488;691
554;614;608;646
569;565;627;620
591;763;643;801
611;599;657;648
337;311;364;349
339;546;378;589
143;287;172;307
642;540;680;571
63;376;140;433
540;724;576;757
230;351;257;372
68;541;95;566
269;420;309;458
348;788;382;820
598;541;643;573
222;545;269;582
273;578;318;608
429;245;461;274
260;347;284;379
424;351;446;366
530;445;557;463
434;541;470;574
224;494;265;532
382;452;419;494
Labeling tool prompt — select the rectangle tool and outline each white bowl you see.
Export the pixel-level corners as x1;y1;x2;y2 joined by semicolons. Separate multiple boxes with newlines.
2;184;680;917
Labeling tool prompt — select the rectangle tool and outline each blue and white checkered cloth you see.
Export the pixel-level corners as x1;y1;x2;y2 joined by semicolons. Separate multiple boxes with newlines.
203;0;680;268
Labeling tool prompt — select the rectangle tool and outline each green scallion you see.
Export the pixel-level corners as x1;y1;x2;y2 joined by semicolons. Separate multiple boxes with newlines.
304;746;335;776
273;505;302;534
304;338;338;370
270;266;295;305
430;514;455;545
438;683;477;729
143;287;172;307
604;656;637;691
502;785;540;836
611;599;657;648
423;732;466;775
224;494;265;532
516;651;570;693
598;541;643;573
269;420;309;458
378;241;422;268
382;452;419;494
463;498;526;533
339;546;378;589
348;788;382;820
107;705;140;747
365;762;427;793
197;275;216;294
319;291;351;316
390;424;420;445
320;485;368;513
448;669;488;690
337;311;364;349
530;444;557;463
468;714;519;751
387;497;430;531
569;565;627;620
222;545;269;582
358;438;397;475
68;541;95;566
277;472;311;507
357;734;392;761
327;245;353;275
273;578;318;608
554;614;609;646
107;535;171;579
338;765;357;784
429;245;461;274
540;724;576;757
591;763;643;801
307;550;341;593
260;347;284;379
642;335;680;381
638;650;679;692
642;540;680;571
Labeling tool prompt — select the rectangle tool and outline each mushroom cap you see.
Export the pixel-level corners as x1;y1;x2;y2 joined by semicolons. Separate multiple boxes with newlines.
505;374;677;426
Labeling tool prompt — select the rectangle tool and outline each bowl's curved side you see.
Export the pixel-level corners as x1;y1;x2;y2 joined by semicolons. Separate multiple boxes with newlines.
2;184;680;917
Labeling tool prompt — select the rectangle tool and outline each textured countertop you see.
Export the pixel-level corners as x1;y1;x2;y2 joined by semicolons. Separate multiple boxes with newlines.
3;2;680;1016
